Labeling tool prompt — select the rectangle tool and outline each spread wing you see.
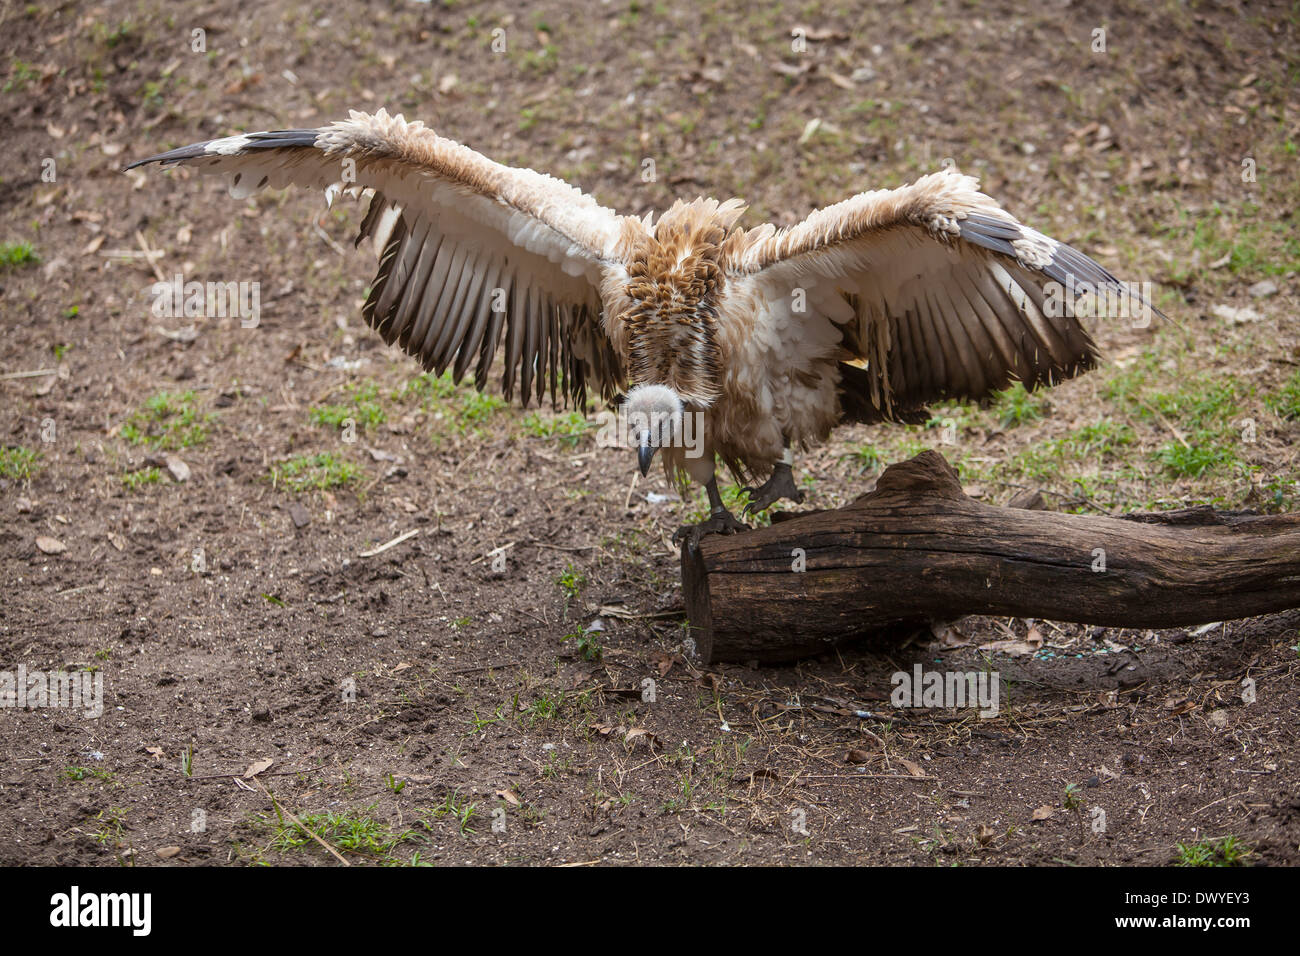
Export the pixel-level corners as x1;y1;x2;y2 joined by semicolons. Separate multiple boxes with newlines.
127;109;632;407
725;168;1158;420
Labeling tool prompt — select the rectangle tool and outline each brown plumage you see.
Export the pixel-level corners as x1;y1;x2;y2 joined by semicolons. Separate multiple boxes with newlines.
128;109;1159;539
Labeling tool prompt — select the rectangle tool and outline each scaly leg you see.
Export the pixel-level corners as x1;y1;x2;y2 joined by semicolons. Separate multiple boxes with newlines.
742;442;805;516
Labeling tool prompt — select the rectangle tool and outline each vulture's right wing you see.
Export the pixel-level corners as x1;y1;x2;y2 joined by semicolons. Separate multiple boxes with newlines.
725;168;1158;420
128;109;633;406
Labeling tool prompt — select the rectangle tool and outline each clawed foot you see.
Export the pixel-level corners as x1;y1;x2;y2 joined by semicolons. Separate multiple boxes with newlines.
672;509;748;550
742;462;805;517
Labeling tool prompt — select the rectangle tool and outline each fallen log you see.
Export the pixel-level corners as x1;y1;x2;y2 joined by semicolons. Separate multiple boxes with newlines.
679;451;1300;664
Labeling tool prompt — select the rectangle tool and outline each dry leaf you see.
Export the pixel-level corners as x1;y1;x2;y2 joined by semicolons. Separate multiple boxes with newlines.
978;638;1039;656
798;117;822;144
846;748;873;764
243;757;273;778
624;727;659;749
155;846;182;859
494;789;520;806
898;758;925;777
651;650;677;677
1032;805;1055;821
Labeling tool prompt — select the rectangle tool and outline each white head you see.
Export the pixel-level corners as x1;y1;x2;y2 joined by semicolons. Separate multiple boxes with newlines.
623;384;685;476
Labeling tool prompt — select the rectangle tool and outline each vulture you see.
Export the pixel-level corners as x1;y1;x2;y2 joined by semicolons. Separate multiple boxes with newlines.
128;109;1155;545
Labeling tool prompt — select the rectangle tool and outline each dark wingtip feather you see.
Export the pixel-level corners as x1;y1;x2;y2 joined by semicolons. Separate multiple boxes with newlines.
123;128;321;172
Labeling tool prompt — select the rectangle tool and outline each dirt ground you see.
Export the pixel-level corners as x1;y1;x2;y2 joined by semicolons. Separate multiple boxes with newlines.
1;0;1298;866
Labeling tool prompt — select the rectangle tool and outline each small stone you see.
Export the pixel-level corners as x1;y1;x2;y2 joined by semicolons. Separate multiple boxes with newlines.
288;502;310;528
165;455;190;482
1247;279;1278;298
1210;304;1262;324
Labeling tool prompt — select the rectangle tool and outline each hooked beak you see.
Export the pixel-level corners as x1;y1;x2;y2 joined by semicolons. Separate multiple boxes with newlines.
637;439;656;477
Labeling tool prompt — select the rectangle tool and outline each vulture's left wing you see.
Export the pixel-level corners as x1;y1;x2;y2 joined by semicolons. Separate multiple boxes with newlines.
128;109;631;406
724;168;1157;420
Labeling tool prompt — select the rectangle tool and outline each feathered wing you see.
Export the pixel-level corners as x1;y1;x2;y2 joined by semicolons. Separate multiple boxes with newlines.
725;168;1157;421
127;109;631;406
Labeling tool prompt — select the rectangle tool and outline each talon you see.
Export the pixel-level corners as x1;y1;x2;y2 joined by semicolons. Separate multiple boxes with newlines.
742;462;805;515
673;510;749;549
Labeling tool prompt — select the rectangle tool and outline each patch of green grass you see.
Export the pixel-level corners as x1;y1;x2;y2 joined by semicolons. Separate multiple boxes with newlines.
63;766;114;782
563;627;603;661
120;390;212;450
94;20;135;48
557;564;585;599
2;61;38;94
1155;441;1238;479
1061;420;1137;458
394;371;507;435
1146;381;1244;478
1266;369;1300;421
1101;366;1248;481
269;452;363;493
522;410;589;446
0;445;42;480
420;792;479;836
845;445;883;474
991;383;1046;429
394;371;458;404
1260;474;1299;512
1175;835;1252;867
458;389;506;424
523;688;566;723
0;240;38;268
120;466;163;491
310;380;386;431
262;803;419;860
140;78;166;111
91;807;131;861
1163;203;1300;285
